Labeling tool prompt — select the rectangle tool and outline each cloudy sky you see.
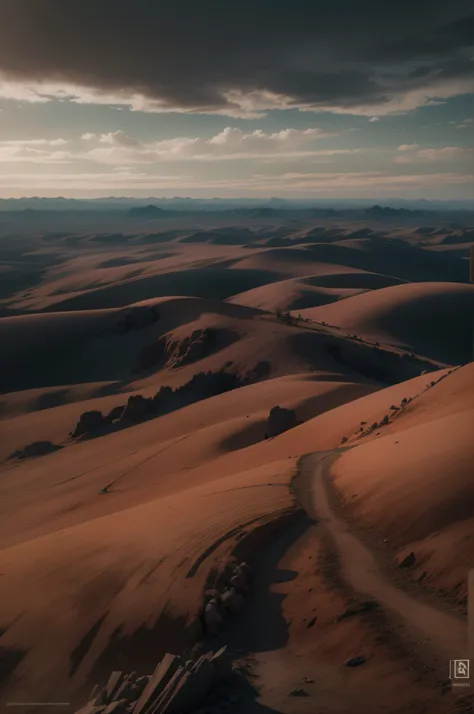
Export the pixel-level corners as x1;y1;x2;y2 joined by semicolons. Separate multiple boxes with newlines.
0;0;472;199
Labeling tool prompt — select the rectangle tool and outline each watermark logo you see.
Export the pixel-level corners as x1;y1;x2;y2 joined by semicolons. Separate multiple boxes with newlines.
450;659;470;682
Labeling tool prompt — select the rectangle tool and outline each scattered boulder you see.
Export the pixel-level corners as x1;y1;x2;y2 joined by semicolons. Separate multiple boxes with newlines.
289;687;309;697
10;441;62;460
229;570;248;594
345;655;367;667
204;601;224;636
74;647;239;714
221;587;244;615
335;600;379;622
73;410;107;437
238;562;253;580
266;405;301;438
398;551;416;568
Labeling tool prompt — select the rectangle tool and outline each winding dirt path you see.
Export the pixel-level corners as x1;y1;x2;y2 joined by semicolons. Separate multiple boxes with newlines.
299;450;468;669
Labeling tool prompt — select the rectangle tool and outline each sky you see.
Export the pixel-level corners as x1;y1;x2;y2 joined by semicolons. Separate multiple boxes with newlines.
0;0;472;200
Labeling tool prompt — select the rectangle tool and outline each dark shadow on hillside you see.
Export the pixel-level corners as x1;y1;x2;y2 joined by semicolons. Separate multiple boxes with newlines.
22;363;272;463
85;610;198;701
69;614;108;677
0;623;29;690
207;515;312;655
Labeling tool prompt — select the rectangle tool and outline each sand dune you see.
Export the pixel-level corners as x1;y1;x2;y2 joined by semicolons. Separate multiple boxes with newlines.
303;281;474;364
0;297;263;392
0;458;296;707
228;275;364;312
33;266;281;312
331;362;474;600
1;217;472;711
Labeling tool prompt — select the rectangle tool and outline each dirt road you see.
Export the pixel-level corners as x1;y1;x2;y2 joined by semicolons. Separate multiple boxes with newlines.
298;450;468;670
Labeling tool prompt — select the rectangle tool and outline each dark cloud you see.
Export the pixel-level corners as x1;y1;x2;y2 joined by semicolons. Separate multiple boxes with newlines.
0;0;472;111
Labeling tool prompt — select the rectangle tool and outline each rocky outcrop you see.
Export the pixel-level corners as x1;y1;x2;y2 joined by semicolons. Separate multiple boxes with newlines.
135;328;240;375
120;395;153;423
202;561;253;635
9;441;62;460
70;366;270;441
106;405;126;422
165;328;216;368
72;410;108;437
73;561;254;714
75;646;235;714
265;405;301;438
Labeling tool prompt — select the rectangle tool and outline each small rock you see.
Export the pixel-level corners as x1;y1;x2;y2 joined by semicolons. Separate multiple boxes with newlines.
306;616;317;629
289;687;309;697
239;562;253;579
345;655;367;667
221;587;244;615
398;551;416;568
229;571;248;593
204;601;224;635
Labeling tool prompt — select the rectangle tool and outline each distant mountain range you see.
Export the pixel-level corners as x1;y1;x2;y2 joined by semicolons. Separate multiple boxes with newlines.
0;196;473;213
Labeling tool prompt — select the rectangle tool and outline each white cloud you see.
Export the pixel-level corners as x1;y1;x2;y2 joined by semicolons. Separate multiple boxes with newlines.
453;118;474;129
394;145;472;164
0;138;70;163
0;138;68;146
0;169;469;198
0;75;471;118
0;126;350;166
81;126;344;163
303;77;474;118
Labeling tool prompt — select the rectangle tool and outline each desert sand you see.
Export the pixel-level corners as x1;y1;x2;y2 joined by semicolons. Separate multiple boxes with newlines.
0;213;472;713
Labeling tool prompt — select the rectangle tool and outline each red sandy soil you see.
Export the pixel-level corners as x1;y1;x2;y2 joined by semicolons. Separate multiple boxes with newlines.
0;218;472;713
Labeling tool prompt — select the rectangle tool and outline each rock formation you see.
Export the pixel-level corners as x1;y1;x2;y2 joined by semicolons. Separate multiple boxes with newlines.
72;410;107;437
265;405;301;438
